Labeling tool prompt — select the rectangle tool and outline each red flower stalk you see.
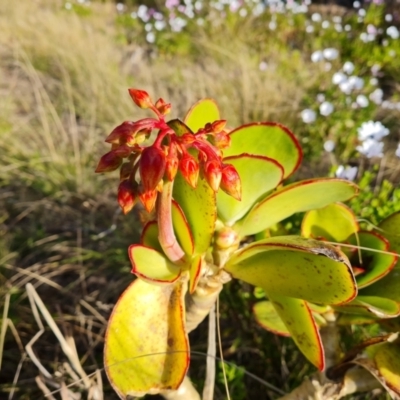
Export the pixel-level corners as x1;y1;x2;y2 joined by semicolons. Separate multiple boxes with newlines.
220;164;242;201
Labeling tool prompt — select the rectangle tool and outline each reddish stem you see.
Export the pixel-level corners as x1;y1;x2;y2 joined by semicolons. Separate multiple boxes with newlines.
157;180;187;265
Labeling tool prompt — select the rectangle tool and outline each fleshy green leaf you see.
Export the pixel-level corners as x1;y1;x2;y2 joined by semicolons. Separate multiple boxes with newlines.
379;212;400;254
347;232;397;289
301;203;359;242
337;313;378;325
189;254;202;294
225;236;357;305
184;99;220;132
217;155;283;225
336;295;400;318
173;173;216;255
141;221;163;253
172;200;194;256
104;279;189;397
268;294;324;370
129;245;181;283
223;123;302;179
253;300;291;336
237;179;359;237
374;343;400;393
167;119;193;137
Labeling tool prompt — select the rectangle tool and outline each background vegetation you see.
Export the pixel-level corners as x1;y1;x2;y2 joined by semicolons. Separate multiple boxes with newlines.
1;0;399;398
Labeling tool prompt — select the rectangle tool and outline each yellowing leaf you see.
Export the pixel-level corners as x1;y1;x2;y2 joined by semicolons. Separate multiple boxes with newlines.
104;279;189;397
184;98;220;132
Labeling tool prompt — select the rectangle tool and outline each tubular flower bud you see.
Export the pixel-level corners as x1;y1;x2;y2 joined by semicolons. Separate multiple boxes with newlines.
212;132;231;149
139;146;166;192
128;89;152;109
203;159;222;192
118;180;137;215
139;189;158;213
220;164;242;201
155;98;172;115
179;153;199;188
95;151;123;173
211;120;227;133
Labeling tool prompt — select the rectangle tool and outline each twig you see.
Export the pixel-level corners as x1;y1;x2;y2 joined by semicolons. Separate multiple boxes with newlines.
202;303;216;400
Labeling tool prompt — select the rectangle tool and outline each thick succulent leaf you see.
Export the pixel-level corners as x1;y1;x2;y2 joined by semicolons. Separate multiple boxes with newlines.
337;313;378;325
223;122;302;179
361;271;400;302
172;200;194;256
301;203;359;242
253;300;291;337
379;212;400;254
173;173;216;255
268;294;325;370
374;343;400;394
184;98;220;132
189;254;203;294
167;119;193;137
217;155;284;225
336;295;400;318
347;232;397;289
225;236;357;305
104;279;189;397
237;179;358;237
129;245;181;283
141;221;163;253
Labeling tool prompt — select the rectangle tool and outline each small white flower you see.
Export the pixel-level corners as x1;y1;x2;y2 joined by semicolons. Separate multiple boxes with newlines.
353;1;361;8
301;109;316;124
336;165;358;181
324;140;335;152
324;62;332;71
385;14;393;22
65;2;72;10
333;16;342;24
306;25;314;33
332;72;347;85
339;81;353;95
116;2;124;12
316;93;325;103
348;75;364;90
311;50;324;63
269;20;277;30
323;48;339;60
345;24;352;32
371;64;381;76
370;77;378;86
322;20;330;29
356;94;369;108
342;61;355;75
335;23;343;32
320;101;334;116
357;121;389;141
146;32;156;43
311;13;322;22
358;9;366;17
387;26;400;39
357;139;384;158
369;88;383;104
396;143;400;158
259;61;268;71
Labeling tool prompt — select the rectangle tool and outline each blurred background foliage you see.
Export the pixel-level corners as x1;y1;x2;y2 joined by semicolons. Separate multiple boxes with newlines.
0;0;399;398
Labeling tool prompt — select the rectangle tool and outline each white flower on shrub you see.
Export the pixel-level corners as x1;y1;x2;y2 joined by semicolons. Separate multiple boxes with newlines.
301;109;316;123
323;140;335;152
356;94;369;108
336;165;358;181
348;76;364;90
369;88;383;104
387;26;400;39
311;50;324;62
332;71;347;85
356;139;384;158
323;48;339;60
311;13;322;22
357;121;389;141
342;61;355;74
319;101;334;116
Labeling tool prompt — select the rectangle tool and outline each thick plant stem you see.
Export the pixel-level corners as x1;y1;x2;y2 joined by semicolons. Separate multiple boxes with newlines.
162;376;201;400
157;180;186;265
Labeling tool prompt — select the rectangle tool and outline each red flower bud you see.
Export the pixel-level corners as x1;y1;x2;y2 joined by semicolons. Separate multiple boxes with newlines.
118;180;137;215
180;133;196;144
179;153;199;188
211;120;227;133
203;159;222;192
165;156;179;181
220;164;241;201
139;146;166;192
212;132;231;149
128;89;152;109
105;121;136;144
139;189;158;213
95;151;122;173
112;144;132;158
155;98;172;115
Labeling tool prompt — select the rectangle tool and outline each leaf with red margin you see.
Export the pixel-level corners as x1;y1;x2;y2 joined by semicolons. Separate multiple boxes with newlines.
253;300;291;337
237;179;359;237
374;342;400;394
184;99;220;133
346;231;398;289
379;211;400;254
104;279;189;397
223;122;302;179
301;203;359;242
129;245;181;284
141;221;163;253
268;294;325;370
171;200;194;257
217;154;284;225
225;236;357;305
189;254;203;294
335;295;400;318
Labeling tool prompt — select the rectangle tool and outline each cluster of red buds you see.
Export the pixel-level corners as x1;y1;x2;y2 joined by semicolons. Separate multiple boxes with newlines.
95;89;241;214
